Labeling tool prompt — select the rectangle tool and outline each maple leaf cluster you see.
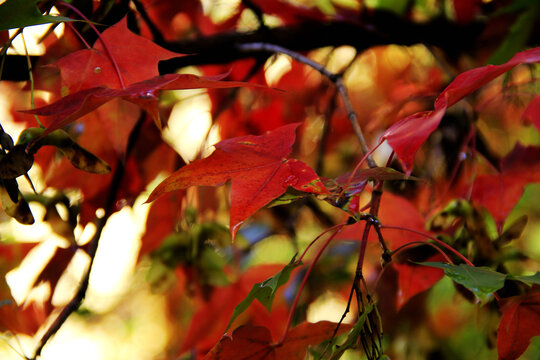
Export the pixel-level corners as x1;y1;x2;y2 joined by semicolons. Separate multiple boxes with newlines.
0;1;539;360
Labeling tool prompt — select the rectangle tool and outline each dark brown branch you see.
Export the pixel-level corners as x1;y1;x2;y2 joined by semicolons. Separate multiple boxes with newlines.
237;42;377;168
2;14;484;81
158;15;483;71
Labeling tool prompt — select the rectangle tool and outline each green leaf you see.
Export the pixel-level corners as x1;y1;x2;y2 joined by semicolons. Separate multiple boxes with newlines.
266;188;308;207
329;303;374;360
487;6;538;65
510;272;540;286
419;262;506;302
225;256;301;331
497;215;528;246
0;0;74;31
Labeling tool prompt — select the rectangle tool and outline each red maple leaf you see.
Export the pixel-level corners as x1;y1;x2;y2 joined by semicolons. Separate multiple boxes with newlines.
497;291;540;360
23;72;264;140
337;192;428;249
146;123;329;238
379;47;540;174
393;254;445;310
54;17;182;92
180;265;285;355
204;321;352;360
471;144;540;227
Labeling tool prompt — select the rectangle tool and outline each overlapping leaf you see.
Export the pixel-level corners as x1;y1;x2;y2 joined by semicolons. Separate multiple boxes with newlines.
226;256;300;331
0;0;73;30
379;47;540;174
21;16;268;138
394;256;445;310
22;72;265;139
471;144;540;226
146;123;329;238
419;262;539;303
180;265;285;354
54;17;182;91
204;321;352;360
497;291;540;360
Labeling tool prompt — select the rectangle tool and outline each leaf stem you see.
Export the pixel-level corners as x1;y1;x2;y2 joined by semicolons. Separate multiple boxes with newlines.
278;225;343;345
58;1;126;88
382;225;474;266
390;241;453;264
20;32;44;128
296;222;346;264
66;21;92;49
382;225;503;302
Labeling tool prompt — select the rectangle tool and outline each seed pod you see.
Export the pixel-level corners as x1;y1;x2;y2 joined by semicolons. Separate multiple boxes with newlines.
17;127;111;174
0;145;34;179
0;184;34;224
0;131;14;151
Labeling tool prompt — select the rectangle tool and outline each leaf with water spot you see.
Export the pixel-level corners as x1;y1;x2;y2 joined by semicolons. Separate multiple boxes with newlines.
146;123;329;239
510;272;540;287
419;262;506;302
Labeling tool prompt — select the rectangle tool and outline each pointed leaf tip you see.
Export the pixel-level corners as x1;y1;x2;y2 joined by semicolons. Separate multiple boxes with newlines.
147;123;327;238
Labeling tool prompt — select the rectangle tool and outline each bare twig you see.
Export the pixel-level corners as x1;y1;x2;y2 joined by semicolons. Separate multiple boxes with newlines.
237;42;377;168
31;114;146;359
58;1;126;89
278;225;344;345
316;89;338;174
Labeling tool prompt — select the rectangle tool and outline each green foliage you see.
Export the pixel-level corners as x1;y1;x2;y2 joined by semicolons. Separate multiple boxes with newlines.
0;0;73;31
226;256;301;331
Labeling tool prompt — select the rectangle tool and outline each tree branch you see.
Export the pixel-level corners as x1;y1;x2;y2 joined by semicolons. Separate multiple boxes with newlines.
237;42;377;168
2;13;484;81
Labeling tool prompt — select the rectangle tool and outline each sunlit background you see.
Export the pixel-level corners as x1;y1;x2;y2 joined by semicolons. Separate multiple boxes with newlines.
0;5;364;358
1;1;539;359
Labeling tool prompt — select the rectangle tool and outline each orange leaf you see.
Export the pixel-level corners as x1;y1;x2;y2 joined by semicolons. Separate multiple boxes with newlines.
146;123;329;239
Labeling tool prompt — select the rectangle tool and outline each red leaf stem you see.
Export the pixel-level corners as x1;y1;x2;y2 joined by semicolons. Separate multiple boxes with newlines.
58;1;126;88
278;225;344;345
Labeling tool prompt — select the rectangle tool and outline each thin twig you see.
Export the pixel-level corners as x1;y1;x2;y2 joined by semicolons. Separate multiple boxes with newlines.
296;223;347;264
316;88;338;174
382;225;474;266
278;225;344;345
58;1;126;89
237;42;377;168
31;113;146;359
20;32;43;128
